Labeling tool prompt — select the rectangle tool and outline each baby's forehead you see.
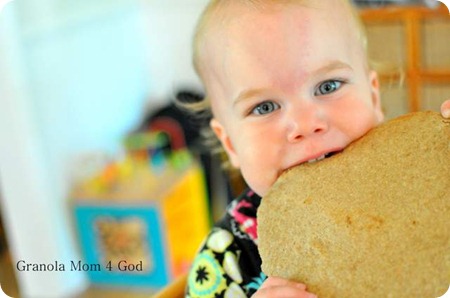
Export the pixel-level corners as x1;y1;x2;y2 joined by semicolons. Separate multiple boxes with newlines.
200;0;355;28
197;0;362;65
194;0;368;108
197;0;361;51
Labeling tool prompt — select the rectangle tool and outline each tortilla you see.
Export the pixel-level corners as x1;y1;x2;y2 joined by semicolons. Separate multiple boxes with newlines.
258;111;450;298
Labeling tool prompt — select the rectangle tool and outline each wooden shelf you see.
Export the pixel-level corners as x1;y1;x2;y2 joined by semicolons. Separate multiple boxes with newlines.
360;4;450;118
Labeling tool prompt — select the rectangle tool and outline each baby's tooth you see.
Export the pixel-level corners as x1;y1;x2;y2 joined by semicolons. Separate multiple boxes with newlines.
308;155;325;163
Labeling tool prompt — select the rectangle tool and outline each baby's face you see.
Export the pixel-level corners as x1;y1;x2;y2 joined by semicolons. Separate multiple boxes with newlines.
201;1;384;196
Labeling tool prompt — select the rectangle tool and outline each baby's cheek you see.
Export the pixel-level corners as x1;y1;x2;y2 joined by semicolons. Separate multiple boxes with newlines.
341;110;380;140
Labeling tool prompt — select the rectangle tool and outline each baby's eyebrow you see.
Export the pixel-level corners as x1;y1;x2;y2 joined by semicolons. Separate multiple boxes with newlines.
233;87;273;107
315;60;353;74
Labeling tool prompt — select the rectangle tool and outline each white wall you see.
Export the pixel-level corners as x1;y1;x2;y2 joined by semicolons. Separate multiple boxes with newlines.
0;0;207;296
141;0;207;101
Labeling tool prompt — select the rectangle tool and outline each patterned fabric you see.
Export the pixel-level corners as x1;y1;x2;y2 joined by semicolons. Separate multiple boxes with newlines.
186;189;266;298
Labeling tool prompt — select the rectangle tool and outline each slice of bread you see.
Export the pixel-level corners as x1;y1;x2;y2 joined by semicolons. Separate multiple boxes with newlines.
258;111;450;298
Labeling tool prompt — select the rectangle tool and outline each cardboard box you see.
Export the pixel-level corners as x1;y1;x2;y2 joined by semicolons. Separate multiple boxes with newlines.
73;163;210;289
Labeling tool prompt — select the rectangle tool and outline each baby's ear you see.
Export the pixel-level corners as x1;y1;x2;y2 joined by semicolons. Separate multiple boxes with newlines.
369;70;384;123
210;118;240;168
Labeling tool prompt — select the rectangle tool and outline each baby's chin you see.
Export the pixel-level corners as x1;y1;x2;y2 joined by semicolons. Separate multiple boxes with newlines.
246;181;272;198
254;189;267;197
240;170;276;198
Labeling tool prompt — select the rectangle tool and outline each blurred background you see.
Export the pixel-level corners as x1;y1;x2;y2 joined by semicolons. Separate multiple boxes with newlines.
0;0;449;297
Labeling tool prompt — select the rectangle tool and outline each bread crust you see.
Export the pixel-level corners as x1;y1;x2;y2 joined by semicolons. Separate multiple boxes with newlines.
258;111;450;298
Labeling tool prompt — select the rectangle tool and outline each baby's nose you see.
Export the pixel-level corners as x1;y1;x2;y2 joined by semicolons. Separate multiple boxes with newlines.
286;104;328;142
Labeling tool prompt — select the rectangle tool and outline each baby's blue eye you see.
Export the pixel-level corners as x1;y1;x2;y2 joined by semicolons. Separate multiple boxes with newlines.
315;80;342;96
252;101;280;115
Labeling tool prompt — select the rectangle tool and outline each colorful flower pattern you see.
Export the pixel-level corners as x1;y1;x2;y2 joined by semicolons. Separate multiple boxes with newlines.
186;189;264;297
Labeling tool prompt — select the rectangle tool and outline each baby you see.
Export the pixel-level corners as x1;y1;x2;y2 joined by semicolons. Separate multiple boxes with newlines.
184;0;450;297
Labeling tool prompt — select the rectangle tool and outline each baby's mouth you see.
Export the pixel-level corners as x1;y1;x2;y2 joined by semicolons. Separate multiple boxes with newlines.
283;150;342;174
306;152;332;163
307;151;340;163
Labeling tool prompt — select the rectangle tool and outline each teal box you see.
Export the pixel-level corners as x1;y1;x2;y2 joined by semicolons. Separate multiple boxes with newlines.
74;203;170;288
